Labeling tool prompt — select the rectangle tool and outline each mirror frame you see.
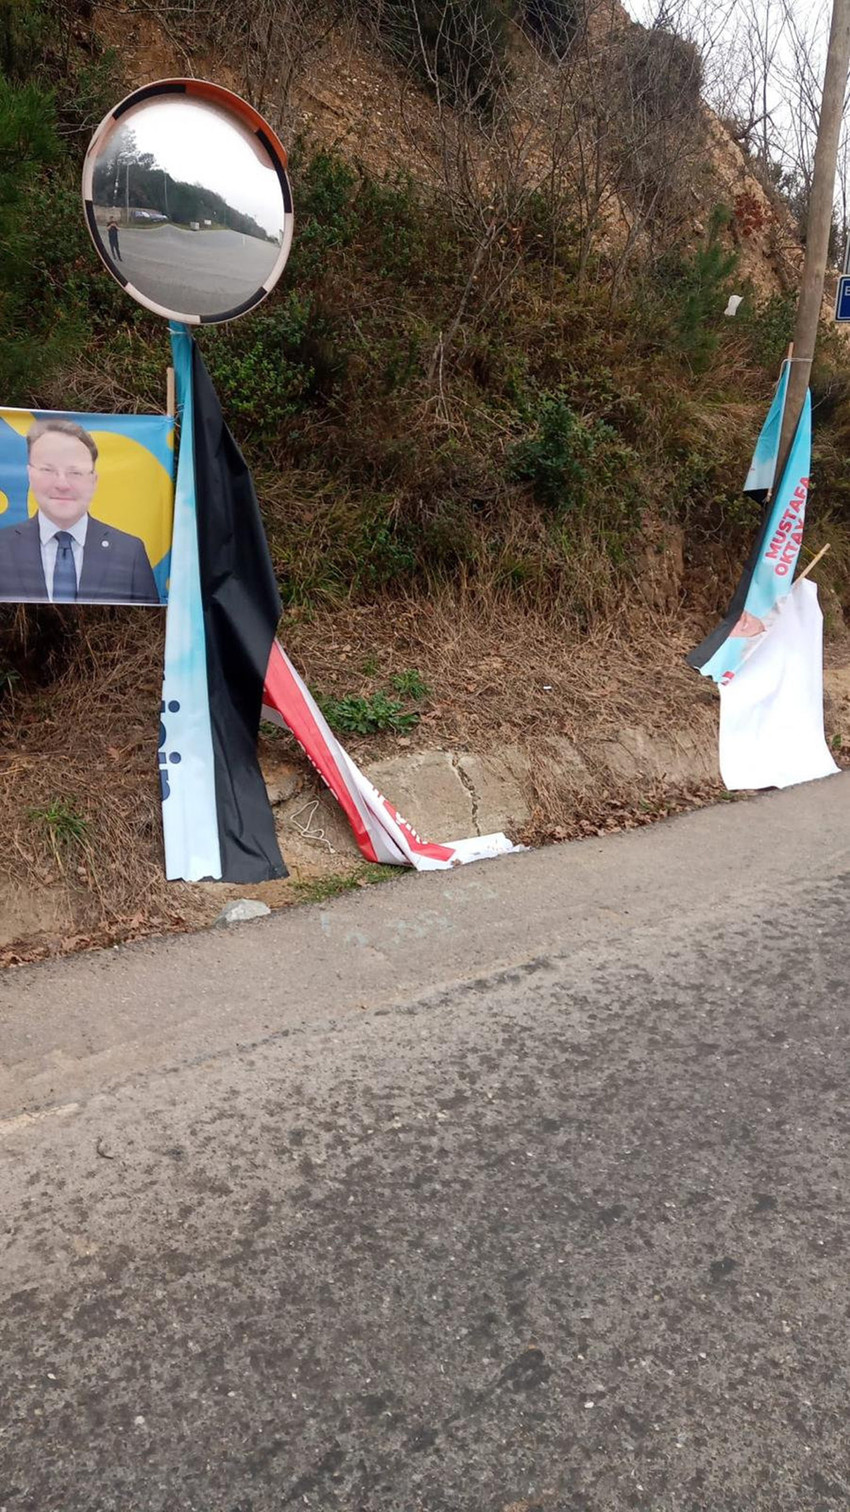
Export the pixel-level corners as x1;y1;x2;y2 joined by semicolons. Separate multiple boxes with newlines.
82;78;294;325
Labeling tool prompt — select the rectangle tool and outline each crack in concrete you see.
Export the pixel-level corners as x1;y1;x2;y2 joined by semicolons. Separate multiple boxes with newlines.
452;753;481;837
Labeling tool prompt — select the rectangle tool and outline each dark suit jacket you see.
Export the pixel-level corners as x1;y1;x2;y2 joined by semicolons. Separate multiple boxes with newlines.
0;514;161;605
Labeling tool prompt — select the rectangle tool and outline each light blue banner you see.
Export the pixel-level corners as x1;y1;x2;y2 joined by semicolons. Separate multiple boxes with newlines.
743;361;789;501
702;389;811;685
160;323;222;880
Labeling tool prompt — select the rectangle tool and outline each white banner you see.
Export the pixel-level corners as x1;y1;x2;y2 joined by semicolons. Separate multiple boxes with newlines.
719;578;839;791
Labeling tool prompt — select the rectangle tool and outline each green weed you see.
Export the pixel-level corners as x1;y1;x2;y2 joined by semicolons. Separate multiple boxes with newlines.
391;669;431;699
292;864;398;904
317;692;420;736
27;799;90;863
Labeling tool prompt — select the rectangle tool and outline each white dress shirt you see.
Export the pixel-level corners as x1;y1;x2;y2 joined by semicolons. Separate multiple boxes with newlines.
38;511;88;602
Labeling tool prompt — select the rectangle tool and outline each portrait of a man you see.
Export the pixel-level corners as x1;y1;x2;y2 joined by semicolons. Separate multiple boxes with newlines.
0;418;160;605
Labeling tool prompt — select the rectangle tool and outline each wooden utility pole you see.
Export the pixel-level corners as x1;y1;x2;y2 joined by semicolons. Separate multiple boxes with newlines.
775;0;850;489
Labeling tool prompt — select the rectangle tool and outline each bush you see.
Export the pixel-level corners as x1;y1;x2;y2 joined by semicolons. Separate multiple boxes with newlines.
357;0;513;112
355;172;426;281
0;15;125;404
739;291;796;371
508;391;639;519
509;393;597;510
615;22;703;128
0;77;68;394
521;0;581;57
287;148;358;280
646;219;738;372
673;241;738;371
353;509;418;591
200;293;337;440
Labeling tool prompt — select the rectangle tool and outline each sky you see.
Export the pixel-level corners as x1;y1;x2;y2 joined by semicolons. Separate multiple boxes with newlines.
622;0;836;184
104;98;283;238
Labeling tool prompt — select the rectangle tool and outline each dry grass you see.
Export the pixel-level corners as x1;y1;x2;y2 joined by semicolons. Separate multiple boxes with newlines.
0;607;181;950
282;583;715;752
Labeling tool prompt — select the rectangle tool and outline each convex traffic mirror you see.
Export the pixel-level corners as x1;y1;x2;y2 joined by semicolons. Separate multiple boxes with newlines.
83;79;293;325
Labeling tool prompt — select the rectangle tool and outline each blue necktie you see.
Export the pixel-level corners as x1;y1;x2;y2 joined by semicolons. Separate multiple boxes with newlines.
52;530;78;602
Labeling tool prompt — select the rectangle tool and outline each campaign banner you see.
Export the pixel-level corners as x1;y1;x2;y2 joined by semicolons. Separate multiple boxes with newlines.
262;639;520;871
160;325;223;881
0;405;174;605
718;578;839;790
689;366;811;686
742;357;789;502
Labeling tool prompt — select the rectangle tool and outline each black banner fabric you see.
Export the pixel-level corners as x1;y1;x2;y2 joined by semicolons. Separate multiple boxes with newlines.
191;342;287;882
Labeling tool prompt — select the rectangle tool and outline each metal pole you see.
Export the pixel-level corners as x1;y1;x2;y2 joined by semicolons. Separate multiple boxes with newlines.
774;0;850;490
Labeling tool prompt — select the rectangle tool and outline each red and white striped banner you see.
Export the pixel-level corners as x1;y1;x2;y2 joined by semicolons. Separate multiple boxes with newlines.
262;640;519;870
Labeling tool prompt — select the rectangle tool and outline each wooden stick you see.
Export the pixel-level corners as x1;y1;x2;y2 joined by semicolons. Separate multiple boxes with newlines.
797;542;831;580
166;366;176;418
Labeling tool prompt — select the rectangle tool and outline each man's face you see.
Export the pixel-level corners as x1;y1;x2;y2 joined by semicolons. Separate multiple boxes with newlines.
730;609;765;639
28;433;97;527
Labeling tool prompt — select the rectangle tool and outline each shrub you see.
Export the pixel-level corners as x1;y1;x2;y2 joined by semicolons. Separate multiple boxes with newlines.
287;148;358;279
739;291;796;371
0;78;71;394
509;393;597;510
673;240;738;371
521;0;581;58
647;219;738;372
357;0;512;112
353;511;418;591
508;391;639;519
355;172;426;281
200;293;335;439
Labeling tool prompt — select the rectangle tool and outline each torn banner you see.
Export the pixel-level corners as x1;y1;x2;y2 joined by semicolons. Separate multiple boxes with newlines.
262;641;518;871
161;325;518;882
718;578;838;791
688;360;811;686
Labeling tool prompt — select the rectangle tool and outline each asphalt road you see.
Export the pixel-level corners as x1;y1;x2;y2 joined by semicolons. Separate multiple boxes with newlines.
2;775;850;1511
112;224;277;314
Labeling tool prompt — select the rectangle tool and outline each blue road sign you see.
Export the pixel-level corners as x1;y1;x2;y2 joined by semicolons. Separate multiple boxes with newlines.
835;275;850;321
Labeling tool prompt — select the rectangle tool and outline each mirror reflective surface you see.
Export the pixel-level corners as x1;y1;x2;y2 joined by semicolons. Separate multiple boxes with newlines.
83;82;293;324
